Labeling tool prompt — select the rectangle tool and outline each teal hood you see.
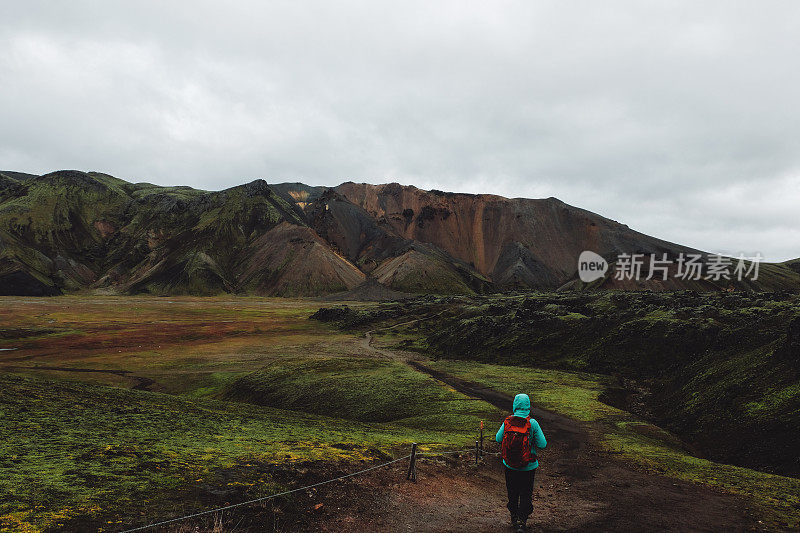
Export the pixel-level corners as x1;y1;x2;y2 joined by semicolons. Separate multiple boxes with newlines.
512;393;531;417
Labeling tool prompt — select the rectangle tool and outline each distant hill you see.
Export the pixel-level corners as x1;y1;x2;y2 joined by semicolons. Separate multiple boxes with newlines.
785;258;800;274
0;170;797;296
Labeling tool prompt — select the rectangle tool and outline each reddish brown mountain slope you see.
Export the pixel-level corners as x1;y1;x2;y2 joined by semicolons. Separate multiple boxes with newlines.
304;189;490;294
334;182;699;288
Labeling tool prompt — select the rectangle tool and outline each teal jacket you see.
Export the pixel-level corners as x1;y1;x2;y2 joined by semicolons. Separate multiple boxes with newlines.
495;393;547;471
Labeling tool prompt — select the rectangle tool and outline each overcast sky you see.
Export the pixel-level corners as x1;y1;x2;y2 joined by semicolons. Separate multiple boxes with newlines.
1;1;798;261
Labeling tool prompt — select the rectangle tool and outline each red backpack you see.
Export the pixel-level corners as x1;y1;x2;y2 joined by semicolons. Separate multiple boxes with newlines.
500;415;536;468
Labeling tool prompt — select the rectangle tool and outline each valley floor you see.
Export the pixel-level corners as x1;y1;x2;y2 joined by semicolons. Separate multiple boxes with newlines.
0;296;797;531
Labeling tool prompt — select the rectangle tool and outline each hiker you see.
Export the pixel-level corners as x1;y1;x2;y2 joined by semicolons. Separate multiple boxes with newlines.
496;393;547;532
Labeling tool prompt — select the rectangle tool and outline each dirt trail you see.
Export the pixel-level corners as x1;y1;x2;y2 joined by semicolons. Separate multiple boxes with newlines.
341;333;765;532
360;330;416;361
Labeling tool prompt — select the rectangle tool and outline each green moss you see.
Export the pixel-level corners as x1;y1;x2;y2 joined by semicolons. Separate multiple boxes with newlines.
743;382;800;417
0;372;487;532
557;312;588;321
225;357;502;430
426;360;620;422
129;182;207;200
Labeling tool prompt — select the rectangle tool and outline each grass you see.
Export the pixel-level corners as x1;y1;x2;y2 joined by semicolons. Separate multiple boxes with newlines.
0;296;498;532
0;370;489;532
425;360;620;422
424;359;800;530
0;295;367;395
4;294;799;530
223;356;502;430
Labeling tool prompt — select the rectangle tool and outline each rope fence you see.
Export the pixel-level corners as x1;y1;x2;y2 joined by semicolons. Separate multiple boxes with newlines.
120;454;413;532
119;422;499;532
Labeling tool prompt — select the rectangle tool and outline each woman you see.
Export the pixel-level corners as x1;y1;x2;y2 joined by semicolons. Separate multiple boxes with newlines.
495;393;547;532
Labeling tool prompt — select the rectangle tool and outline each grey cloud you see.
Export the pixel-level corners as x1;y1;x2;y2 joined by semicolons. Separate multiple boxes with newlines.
1;1;798;260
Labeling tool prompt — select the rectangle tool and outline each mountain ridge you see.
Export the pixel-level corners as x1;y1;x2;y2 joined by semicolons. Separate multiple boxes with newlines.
1;170;797;296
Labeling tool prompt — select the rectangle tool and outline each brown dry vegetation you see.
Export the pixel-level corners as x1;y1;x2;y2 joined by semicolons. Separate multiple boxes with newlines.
0;296;371;394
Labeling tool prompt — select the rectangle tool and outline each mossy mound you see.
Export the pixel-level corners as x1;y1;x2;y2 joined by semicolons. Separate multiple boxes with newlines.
223;356;500;429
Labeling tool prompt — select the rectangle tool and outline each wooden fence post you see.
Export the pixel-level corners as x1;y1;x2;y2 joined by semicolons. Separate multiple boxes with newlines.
479;420;484;458
407;443;417;482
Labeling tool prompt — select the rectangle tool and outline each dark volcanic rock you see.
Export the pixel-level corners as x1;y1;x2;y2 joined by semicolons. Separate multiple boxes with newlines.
0;268;61;296
309;305;352;322
774;317;800;366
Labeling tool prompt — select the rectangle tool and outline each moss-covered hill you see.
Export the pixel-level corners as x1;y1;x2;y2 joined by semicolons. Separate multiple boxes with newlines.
3;170;799;296
312;291;800;477
0;170;366;296
0;171;493;296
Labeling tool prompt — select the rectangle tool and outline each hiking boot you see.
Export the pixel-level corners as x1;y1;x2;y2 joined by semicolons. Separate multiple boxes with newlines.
510;514;520;528
514;521;526;533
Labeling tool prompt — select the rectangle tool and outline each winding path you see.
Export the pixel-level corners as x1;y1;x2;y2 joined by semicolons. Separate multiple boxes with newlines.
348;332;764;532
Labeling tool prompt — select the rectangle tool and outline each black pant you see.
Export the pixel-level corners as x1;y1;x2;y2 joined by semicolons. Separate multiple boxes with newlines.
504;466;536;519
